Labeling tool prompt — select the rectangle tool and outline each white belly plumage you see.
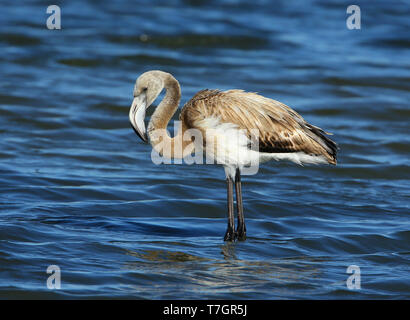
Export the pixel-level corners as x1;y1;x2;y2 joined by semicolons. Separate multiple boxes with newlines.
194;116;328;178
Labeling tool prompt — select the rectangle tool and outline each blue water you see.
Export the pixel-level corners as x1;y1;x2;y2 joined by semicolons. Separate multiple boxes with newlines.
0;0;409;299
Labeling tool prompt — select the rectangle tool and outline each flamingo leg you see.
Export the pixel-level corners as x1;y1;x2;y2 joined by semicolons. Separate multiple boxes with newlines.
224;175;235;241
235;169;246;240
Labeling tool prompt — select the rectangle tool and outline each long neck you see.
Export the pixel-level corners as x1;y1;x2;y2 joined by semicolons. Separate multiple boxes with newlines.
147;74;193;159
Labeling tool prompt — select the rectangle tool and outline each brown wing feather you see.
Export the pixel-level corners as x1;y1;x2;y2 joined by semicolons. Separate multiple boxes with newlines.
180;89;338;164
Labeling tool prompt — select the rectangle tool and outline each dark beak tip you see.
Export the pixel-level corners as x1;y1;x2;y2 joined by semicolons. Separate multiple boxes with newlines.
131;125;148;143
141;131;148;143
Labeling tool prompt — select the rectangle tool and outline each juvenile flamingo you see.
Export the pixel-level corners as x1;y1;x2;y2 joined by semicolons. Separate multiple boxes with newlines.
129;70;338;241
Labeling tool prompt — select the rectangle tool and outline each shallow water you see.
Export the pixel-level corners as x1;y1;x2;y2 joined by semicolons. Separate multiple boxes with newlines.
0;0;409;299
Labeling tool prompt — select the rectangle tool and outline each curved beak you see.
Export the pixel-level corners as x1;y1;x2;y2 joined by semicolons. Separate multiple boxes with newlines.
129;92;148;143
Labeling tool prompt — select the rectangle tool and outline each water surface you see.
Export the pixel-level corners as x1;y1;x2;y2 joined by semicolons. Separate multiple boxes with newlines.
0;0;409;299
